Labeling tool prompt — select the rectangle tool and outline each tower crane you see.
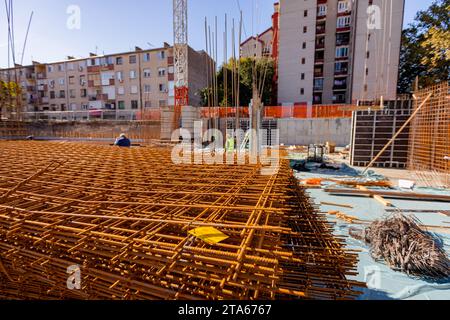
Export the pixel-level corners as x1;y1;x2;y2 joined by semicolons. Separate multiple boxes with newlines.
173;0;189;129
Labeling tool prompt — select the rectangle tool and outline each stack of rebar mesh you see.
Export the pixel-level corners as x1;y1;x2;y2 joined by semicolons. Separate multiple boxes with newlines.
0;141;363;300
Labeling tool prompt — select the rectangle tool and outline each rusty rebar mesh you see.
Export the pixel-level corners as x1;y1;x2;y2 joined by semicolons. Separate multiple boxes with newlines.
0;141;363;300
350;214;450;280
408;82;450;187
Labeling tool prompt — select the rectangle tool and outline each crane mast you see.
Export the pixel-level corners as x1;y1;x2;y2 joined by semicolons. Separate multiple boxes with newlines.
173;0;189;129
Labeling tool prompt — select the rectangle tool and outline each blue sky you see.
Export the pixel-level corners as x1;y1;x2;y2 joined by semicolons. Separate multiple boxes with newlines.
0;0;435;68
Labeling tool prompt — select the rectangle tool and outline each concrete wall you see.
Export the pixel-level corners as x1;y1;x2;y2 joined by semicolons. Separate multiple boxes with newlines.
278;118;351;146
25;120;161;141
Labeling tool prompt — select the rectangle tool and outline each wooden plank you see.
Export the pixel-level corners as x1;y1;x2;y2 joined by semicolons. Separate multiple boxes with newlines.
324;188;450;202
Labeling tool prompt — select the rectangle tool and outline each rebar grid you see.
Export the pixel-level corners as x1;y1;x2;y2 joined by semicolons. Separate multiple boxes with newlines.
0;141;362;300
409;82;450;186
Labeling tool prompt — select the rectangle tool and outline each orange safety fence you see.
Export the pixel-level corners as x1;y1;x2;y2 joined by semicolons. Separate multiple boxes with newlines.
200;105;353;119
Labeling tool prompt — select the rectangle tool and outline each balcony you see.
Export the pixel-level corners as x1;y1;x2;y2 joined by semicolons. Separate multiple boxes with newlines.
315;59;324;64
333;84;347;90
87;64;114;73
336;26;351;33
334;70;348;76
336;39;350;46
315;42;325;50
316;26;326;35
337;11;351;17
313;86;324;92
168;56;174;65
314;72;324;77
335;56;349;61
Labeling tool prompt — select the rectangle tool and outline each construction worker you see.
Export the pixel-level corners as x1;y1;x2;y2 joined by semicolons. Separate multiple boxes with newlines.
225;133;235;152
114;133;131;148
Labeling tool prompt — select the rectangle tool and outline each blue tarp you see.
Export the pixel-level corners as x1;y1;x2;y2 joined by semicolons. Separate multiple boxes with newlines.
295;170;450;300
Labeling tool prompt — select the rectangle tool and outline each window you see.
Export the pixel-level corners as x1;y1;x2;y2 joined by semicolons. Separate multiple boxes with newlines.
131;100;139;109
130;70;137;79
318;4;327;16
336;32;350;46
314;78;324;90
131;85;138;94
337;16;351;28
118;101;125;110
80;89;87;97
302;42;306;49
59;90;66;98
158;68;166;77
116;71;123;82
50;91;55;99
58;64;64;72
69;89;76;98
80;75;86;86
143;53;151;62
48;66;54;73
300;88;305;95
144;84;151;93
129;55;137;64
334;78;347;87
159;100;167;107
158;51;165;60
69;76;75;85
145;101;152;108
335;62;348;73
82;104;89;110
59;78;65;85
303;26;307;33
338;1;350;13
143;69;151;78
336;46;349;58
78;61;86;71
301;73;305;80
67;63;74;71
301;58;306;64
304;10;308;17
159;84;166;92
333;93;346;103
116;57;123;65
118;86;125;95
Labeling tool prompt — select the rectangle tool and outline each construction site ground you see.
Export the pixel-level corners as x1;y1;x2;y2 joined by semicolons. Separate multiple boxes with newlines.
290;150;450;300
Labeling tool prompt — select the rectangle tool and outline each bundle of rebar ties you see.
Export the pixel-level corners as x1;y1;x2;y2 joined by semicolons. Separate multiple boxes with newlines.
350;214;450;280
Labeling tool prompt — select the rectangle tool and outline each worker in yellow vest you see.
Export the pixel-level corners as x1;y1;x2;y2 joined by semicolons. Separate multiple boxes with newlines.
225;133;235;152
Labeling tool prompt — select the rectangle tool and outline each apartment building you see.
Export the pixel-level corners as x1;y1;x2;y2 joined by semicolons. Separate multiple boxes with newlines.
241;3;280;60
241;28;274;58
0;43;212;118
274;0;404;105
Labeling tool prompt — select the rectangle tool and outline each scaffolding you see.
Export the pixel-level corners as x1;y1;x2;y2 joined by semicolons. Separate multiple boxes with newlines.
408;82;450;187
0;141;362;300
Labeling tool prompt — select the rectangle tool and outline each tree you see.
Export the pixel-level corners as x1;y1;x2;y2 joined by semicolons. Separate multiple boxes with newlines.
398;0;450;93
199;57;275;107
0;80;22;119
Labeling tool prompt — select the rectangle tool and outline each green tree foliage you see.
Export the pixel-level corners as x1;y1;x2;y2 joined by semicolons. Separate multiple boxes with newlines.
398;0;450;93
0;80;22;118
199;57;275;107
